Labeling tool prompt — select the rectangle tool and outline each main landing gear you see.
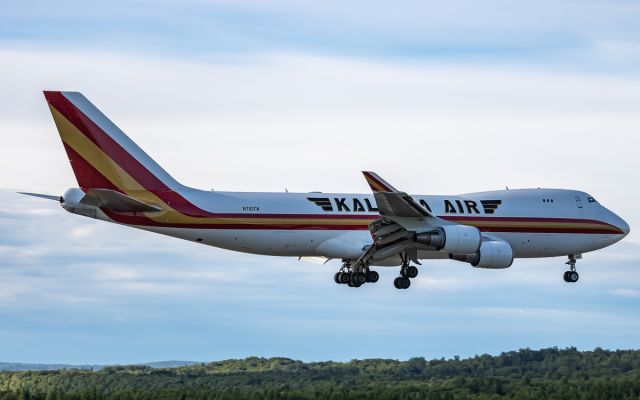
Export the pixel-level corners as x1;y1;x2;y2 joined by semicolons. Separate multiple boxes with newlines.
334;252;419;290
393;259;419;290
334;261;379;288
563;254;580;283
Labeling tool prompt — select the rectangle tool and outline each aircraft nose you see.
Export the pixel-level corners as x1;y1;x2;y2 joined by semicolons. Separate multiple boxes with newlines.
619;218;630;236
612;213;630;236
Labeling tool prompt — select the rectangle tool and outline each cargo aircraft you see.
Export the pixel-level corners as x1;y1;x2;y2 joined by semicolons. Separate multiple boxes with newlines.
22;91;630;289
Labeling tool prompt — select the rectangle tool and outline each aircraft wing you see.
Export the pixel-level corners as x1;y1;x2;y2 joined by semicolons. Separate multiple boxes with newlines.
362;171;440;223
355;171;438;266
357;171;481;267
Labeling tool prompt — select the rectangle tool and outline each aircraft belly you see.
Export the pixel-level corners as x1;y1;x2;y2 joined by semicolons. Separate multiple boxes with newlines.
493;232;618;258
133;226;356;257
130;224;619;260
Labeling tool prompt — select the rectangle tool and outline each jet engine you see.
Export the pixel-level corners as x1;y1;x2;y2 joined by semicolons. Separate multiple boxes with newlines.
451;240;514;269
414;225;481;255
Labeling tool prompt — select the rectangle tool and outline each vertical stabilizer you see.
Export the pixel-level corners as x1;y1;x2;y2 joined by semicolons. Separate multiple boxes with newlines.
44;91;183;192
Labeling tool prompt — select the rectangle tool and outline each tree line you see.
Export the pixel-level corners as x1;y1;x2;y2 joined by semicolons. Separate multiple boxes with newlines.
0;347;638;400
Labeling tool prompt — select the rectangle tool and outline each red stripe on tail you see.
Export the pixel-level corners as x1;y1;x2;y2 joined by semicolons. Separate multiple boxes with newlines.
62;143;122;192
45;91;211;217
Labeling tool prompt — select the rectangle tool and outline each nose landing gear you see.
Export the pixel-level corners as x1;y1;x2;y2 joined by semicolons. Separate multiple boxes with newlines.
563;254;580;283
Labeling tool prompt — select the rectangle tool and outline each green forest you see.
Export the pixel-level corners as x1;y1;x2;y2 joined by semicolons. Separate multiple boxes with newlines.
1;347;638;400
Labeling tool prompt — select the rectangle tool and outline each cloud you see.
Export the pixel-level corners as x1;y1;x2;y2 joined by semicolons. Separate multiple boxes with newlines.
593;39;640;64
2;0;640;72
611;288;640;298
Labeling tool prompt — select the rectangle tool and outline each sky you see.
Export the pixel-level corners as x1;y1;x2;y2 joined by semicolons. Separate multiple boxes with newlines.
0;0;639;364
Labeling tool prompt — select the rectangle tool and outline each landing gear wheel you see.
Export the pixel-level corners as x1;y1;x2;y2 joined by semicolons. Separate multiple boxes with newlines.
406;266;418;279
563;271;578;282
393;277;402;289
339;272;350;284
568;271;579;282
394;276;411;289
366;270;379;283
334;272;341;284
400;277;410;289
351;272;367;286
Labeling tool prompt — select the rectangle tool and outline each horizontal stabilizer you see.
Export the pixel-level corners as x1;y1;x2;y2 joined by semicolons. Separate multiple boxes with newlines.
80;189;162;213
18;192;61;202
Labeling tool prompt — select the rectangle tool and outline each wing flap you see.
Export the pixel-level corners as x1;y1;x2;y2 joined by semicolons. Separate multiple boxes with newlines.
374;192;431;218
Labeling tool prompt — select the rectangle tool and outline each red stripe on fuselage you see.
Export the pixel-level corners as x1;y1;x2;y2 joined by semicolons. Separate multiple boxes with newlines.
441;216;617;225
99;211;622;234
101;210;372;230
480;227;620;234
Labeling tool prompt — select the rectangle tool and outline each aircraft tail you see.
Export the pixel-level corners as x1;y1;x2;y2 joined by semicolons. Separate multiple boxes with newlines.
44;91;184;192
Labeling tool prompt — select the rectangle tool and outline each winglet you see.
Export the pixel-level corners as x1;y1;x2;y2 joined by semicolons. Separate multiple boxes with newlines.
361;171;436;219
362;171;398;193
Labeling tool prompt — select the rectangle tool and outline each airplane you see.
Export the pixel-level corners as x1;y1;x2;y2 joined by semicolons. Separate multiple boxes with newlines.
22;91;630;290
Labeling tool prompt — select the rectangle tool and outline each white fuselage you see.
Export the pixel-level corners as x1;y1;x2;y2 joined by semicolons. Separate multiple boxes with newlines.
82;187;629;265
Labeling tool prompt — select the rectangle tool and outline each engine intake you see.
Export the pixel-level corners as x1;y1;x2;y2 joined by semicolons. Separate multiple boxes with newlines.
414;225;481;255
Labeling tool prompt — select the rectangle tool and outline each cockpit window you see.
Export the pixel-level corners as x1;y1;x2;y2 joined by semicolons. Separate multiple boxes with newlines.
587;197;597;203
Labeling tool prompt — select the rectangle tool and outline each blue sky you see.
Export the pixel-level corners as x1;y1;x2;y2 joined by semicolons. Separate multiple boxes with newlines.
2;1;640;68
0;0;639;364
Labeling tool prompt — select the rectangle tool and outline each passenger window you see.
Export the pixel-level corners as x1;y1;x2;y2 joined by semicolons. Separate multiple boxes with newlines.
575;196;583;208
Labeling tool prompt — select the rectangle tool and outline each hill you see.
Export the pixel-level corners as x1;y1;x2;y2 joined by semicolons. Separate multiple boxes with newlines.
0;361;197;372
0;347;638;399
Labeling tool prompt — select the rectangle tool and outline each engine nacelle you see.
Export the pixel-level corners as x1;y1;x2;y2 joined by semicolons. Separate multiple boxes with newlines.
473;240;514;268
451;240;514;269
414;225;481;255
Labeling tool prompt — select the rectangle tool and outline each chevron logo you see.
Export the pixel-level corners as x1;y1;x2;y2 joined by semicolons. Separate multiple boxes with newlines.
307;197;334;211
480;200;502;214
